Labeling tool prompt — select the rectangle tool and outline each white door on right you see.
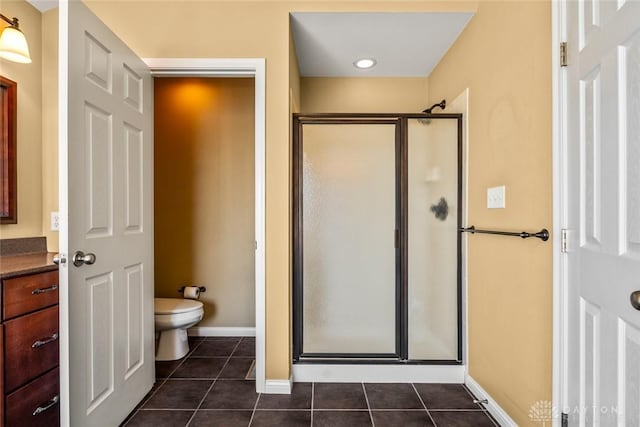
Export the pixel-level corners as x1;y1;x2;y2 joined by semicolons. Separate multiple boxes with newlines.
565;0;640;425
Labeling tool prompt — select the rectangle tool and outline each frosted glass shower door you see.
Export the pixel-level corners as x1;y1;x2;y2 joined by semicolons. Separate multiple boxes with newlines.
301;123;398;355
407;118;460;360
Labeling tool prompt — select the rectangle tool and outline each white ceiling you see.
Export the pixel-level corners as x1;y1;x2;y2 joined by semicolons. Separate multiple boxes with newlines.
291;12;474;77
26;0;57;12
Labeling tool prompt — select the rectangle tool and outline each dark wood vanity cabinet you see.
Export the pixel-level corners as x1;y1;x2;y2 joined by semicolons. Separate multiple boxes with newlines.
1;269;60;427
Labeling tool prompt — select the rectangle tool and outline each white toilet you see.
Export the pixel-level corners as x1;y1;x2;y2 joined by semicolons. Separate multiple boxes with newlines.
154;298;204;361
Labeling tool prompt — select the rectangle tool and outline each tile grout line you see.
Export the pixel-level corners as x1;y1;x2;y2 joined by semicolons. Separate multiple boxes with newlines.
185;338;242;426
122;339;208;425
361;383;375;427
247;390;262;426
411;383;437;427
184;378;217;427
310;382;315;427
125;337;251;426
139;378;167;406
121;376;169;427
153;338;206;386
235;335;262;426
134;408;208;412
164;337;206;379
313;408;431;412
229;337;242;358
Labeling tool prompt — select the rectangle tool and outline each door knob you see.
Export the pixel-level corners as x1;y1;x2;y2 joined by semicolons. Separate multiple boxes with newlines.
52;254;66;265
631;291;640;311
72;251;96;267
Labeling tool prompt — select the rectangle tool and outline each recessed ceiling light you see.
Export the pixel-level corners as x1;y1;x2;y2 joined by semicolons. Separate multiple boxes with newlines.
354;58;376;69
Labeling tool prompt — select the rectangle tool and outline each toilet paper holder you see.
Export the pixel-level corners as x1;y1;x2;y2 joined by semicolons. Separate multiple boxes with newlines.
178;286;206;293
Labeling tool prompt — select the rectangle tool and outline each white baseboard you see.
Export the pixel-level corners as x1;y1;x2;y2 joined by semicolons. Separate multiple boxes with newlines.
264;377;292;394
465;374;517;427
292;364;465;383
188;326;256;337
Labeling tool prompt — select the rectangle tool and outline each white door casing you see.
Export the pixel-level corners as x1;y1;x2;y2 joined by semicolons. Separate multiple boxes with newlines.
563;0;640;425
143;58;267;394
59;1;154;425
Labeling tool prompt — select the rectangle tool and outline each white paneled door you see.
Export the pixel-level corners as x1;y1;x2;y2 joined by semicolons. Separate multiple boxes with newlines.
565;0;640;425
60;1;154;425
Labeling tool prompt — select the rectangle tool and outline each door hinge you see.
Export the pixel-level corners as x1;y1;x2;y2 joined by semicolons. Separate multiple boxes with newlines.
562;412;568;427
560;42;568;67
561;228;569;253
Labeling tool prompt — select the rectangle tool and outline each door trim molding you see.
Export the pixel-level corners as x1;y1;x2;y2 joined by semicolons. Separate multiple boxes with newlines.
552;1;568;425
144;57;267;393
265;377;293;394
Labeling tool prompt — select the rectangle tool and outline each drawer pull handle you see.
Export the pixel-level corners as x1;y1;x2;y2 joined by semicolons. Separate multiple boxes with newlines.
32;395;59;416
32;333;59;349
31;284;58;295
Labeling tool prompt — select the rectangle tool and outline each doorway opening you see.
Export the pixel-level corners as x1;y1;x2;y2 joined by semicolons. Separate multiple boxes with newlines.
153;76;256;337
146;58;267;393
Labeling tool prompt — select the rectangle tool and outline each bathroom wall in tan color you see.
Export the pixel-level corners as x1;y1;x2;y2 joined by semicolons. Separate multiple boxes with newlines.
0;0;43;239
301;77;428;113
83;0;479;381
41;8;58;252
427;2;552;425
154;78;255;328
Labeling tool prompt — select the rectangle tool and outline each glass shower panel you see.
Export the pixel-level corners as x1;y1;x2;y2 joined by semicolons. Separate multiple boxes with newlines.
302;124;397;355
408;118;459;360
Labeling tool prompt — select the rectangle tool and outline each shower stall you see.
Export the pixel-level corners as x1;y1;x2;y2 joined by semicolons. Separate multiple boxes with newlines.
292;113;463;365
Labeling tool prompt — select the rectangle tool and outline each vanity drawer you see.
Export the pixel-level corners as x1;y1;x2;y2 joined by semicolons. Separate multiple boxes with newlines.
3;270;59;320
5;367;60;427
4;306;59;392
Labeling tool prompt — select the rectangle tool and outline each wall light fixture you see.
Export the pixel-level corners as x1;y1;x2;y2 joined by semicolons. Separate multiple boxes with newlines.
0;14;31;64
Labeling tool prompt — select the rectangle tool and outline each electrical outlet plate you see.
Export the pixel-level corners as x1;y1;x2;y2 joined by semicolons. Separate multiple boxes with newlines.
487;186;506;209
50;211;60;231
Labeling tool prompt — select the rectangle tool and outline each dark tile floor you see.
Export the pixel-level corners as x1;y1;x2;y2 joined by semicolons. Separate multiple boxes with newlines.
122;337;499;427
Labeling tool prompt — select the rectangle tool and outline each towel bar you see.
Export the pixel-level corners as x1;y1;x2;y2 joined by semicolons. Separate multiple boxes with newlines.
460;225;549;242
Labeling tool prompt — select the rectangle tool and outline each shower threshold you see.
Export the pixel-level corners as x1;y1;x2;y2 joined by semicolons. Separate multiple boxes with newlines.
292;363;465;383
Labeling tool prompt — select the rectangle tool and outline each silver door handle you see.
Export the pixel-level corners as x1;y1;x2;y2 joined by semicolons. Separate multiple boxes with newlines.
52;254;66;265
631;291;640;311
72;251;96;267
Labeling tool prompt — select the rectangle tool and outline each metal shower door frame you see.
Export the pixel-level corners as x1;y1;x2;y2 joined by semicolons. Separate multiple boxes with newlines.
292;113;463;365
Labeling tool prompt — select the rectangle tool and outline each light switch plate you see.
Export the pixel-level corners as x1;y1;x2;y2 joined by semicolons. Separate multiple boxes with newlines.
51;211;60;231
487;186;506;209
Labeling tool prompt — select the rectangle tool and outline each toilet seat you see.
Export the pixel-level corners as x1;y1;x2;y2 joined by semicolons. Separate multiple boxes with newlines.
155;297;203;314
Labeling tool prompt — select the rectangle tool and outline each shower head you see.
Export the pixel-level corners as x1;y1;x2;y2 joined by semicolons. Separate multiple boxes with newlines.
422;99;446;114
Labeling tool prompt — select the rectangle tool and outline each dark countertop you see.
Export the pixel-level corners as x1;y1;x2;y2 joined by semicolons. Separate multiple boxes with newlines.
0;252;58;279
